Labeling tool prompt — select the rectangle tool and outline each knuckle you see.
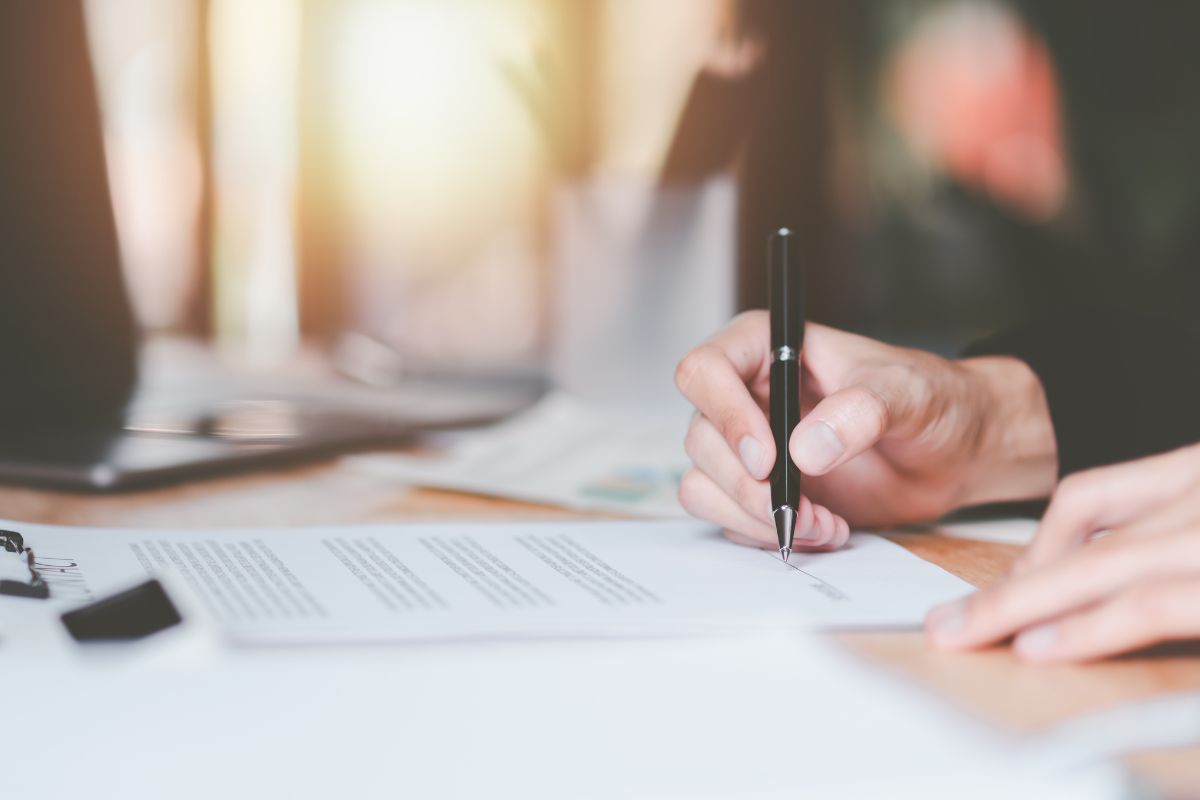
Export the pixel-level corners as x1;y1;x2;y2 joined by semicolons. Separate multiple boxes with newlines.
1121;584;1168;622
1047;473;1095;519
730;309;767;330
841;385;889;437
862;388;892;433
713;404;745;440
1056;470;1098;504
732;473;763;515
675;345;719;396
1079;537;1129;580
1054;471;1085;498
1041;472;1104;534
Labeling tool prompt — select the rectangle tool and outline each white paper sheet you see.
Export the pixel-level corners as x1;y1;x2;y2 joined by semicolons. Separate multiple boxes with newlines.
4;628;1128;800
0;520;1145;799
346;393;692;517
1;518;972;643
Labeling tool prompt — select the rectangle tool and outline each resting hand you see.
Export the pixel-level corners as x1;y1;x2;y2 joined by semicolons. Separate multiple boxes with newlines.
927;443;1200;662
675;312;1057;551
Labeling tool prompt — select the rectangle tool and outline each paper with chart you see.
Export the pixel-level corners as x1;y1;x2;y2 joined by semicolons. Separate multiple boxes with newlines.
345;393;691;517
1;518;972;643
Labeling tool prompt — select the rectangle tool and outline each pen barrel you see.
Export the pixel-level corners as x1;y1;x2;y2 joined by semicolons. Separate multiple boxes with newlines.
769;357;801;512
768;228;803;352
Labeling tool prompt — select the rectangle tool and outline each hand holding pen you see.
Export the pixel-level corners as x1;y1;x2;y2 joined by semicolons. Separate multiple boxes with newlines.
675;240;1045;548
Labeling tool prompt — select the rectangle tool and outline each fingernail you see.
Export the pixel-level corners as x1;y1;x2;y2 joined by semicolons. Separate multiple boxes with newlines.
793;421;845;473
926;600;968;643
738;436;766;478
1015;624;1058;659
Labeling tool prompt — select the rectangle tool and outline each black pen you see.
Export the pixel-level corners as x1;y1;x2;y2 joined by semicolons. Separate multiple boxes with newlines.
768;228;802;562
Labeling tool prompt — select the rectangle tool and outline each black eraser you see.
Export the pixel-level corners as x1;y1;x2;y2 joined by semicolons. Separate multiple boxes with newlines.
60;579;183;642
0;579;50;599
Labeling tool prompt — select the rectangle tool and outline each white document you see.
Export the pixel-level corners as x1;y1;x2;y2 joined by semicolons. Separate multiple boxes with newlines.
346;393;691;517
1;518;971;643
4;631;1127;800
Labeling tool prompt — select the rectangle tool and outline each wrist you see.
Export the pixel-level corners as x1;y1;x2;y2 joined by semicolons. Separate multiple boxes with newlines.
956;356;1059;508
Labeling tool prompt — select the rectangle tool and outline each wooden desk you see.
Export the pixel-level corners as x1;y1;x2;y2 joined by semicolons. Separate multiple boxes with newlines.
5;456;1198;796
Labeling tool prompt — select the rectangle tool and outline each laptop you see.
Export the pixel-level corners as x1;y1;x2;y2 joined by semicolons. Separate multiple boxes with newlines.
0;3;539;490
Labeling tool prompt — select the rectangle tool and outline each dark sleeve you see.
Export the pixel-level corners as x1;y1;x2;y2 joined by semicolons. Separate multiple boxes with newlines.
965;308;1200;476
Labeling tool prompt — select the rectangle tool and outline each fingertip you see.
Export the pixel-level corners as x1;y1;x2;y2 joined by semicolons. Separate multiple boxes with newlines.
924;599;970;649
922;617;943;647
813;504;834;535
1013;623;1060;663
677;469;703;516
737;435;772;481
813;505;841;548
832;517;851;548
795;504;837;549
790;420;846;475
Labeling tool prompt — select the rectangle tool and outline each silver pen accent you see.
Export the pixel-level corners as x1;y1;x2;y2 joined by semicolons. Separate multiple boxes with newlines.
773;506;795;563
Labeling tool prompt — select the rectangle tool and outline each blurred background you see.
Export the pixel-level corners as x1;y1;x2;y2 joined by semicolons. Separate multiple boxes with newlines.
83;0;1200;376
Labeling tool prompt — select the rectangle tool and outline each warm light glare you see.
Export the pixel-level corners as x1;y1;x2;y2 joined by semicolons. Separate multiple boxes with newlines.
210;0;302;364
332;0;543;261
327;0;546;365
338;2;472;148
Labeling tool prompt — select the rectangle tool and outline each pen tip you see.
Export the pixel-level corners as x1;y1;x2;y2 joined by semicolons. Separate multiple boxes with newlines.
779;547;791;563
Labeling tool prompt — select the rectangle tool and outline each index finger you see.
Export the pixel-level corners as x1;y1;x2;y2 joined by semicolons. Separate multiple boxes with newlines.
675;312;775;480
1019;446;1200;573
927;529;1194;650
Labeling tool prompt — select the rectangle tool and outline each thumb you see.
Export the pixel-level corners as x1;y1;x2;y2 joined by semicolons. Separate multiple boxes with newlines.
790;384;899;475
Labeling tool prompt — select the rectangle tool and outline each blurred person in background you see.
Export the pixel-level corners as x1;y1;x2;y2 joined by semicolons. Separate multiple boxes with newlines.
678;0;1200;663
